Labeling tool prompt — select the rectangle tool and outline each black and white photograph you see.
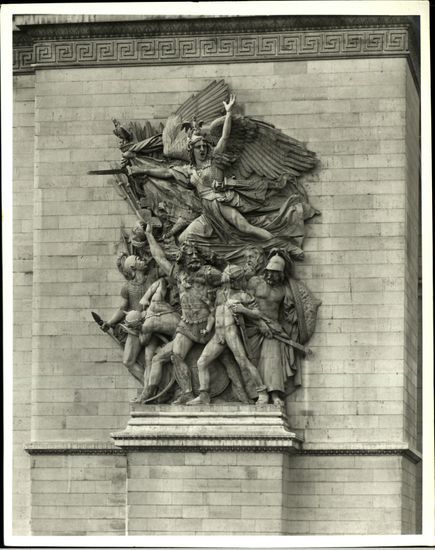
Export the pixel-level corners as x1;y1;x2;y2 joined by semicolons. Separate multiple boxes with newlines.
2;1;433;546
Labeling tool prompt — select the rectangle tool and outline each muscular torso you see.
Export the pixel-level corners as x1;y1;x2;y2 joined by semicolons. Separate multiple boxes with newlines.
248;277;285;322
215;288;252;330
176;266;219;322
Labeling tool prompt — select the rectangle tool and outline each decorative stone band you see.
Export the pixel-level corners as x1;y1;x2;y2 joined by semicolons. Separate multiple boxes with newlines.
24;441;126;455
23;405;422;462
24;440;422;462
21;403;421;463
301;443;422;464
13;23;418;77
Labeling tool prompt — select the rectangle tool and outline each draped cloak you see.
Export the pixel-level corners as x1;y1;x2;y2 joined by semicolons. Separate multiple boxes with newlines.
246;277;320;396
168;164;315;259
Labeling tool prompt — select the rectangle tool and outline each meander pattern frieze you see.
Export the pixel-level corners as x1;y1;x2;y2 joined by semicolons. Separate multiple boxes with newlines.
13;47;35;73
13;27;410;73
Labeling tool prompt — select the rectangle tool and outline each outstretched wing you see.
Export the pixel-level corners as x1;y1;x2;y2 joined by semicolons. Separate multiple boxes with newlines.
209;115;317;181
162;80;229;161
118;120;164;157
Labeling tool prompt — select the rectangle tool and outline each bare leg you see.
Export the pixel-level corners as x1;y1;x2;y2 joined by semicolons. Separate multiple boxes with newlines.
187;335;225;405
136;341;173;403
122;333;144;384
148;341;173;387
219;204;273;241
143;335;160;387
179;215;212;243
197;335;225;391
171;333;195;403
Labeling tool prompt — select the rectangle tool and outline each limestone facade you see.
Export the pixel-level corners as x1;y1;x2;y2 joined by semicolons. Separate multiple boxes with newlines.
12;14;422;536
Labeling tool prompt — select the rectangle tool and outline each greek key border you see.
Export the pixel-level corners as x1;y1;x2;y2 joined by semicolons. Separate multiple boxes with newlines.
13;27;412;74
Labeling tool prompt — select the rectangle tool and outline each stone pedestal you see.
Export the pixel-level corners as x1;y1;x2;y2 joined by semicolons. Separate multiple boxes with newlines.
111;404;303;452
109;404;303;535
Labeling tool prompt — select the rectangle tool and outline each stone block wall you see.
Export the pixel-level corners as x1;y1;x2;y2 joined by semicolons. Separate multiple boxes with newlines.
12;28;421;536
31;65;137;443
288;57;413;447
283;454;415;535
29;58;417;449
27;449;419;536
403;65;420;450
13;73;35;535
127;451;286;536
30;453;126;535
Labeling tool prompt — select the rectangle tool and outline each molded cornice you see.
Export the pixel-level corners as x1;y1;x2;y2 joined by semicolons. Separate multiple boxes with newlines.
13;15;419;84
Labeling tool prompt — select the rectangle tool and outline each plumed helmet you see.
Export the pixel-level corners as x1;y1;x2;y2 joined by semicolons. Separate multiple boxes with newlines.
265;254;285;273
221;264;245;283
187;134;212;151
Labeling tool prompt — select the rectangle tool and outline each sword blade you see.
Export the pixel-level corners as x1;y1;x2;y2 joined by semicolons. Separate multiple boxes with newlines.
87;168;125;175
91;311;103;325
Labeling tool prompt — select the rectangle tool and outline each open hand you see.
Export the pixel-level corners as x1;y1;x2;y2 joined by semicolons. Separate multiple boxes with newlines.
223;94;236;113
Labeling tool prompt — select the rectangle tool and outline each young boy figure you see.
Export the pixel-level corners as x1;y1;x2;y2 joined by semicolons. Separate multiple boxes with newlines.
187;264;268;406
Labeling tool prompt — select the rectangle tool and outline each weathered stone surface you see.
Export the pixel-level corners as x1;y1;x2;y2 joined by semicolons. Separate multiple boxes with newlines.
11;12;423;537
112;404;302;452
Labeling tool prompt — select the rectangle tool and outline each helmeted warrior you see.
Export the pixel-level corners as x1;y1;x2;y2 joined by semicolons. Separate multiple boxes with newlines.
139;224;223;404
101;254;158;383
246;252;321;406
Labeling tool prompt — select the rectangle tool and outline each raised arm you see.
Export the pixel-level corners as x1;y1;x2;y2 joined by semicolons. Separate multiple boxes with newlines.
139;278;161;309
128;165;172;179
214;94;236;155
144;224;173;276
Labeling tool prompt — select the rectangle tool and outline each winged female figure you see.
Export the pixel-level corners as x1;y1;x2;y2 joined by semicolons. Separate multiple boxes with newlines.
117;80;318;259
91;81;321;404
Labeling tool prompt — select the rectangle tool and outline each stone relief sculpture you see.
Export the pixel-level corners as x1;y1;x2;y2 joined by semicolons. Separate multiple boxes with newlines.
90;80;320;406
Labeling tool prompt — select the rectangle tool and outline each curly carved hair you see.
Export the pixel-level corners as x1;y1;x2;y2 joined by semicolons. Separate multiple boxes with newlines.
175;240;226;270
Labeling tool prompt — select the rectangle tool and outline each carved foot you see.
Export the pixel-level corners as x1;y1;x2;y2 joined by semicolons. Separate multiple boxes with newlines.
133;384;158;404
256;391;269;406
172;391;194;405
272;396;285;408
186;391;210;405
